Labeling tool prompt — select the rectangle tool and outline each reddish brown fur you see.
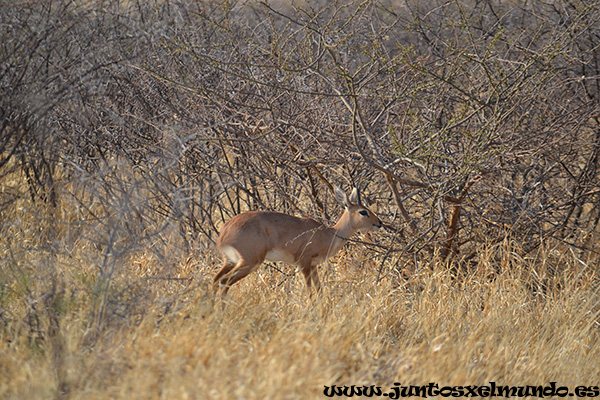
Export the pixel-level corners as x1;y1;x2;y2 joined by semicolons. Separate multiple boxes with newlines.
213;187;382;297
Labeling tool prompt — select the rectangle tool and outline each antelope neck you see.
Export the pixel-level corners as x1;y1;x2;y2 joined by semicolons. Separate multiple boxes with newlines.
332;209;354;241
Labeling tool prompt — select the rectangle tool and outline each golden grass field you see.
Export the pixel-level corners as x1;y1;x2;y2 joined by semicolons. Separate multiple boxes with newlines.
1;195;600;399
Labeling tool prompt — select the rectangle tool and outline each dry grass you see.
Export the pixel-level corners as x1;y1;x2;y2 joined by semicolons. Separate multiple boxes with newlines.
1;189;600;399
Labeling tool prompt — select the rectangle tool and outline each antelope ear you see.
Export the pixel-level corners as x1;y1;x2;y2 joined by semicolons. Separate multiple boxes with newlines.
334;186;350;208
349;187;361;205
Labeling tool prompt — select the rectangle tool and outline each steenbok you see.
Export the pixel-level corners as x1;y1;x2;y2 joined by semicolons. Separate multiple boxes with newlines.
213;186;382;296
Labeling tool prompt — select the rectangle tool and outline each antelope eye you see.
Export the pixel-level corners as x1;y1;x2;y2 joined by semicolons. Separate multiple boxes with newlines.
359;210;369;217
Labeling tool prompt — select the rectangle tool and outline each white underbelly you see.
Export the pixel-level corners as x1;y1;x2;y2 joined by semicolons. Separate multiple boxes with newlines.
265;249;297;264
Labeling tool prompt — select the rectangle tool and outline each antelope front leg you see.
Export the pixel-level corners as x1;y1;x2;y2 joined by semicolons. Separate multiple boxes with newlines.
310;266;321;293
300;261;321;295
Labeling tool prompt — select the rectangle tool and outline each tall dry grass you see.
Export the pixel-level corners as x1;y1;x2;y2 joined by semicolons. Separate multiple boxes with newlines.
1;187;599;399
